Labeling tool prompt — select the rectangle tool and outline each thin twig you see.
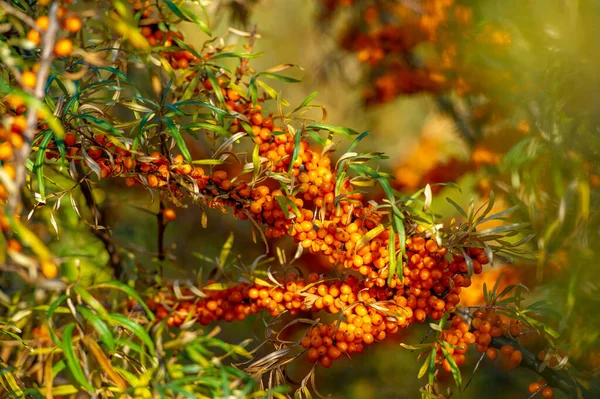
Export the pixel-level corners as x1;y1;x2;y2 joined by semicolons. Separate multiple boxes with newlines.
79;175;124;280
157;197;166;276
0;1;41;31
235;24;257;84
11;2;59;213
489;336;594;398
435;95;477;147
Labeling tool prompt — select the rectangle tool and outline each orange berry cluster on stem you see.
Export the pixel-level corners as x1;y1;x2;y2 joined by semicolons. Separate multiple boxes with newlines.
436;307;525;374
528;379;554;398
148;238;488;368
27;5;80;58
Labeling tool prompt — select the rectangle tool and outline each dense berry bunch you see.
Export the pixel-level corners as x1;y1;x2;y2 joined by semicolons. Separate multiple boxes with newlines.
436;308;527;377
148;232;489;368
319;0;513;105
26;2;80;62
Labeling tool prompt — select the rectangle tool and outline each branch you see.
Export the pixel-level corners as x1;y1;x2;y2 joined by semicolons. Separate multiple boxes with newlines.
235;24;257;84
435;95;478;147
11;1;59;213
157;199;166;258
79;177;124;280
489;336;597;398
0;1;41;31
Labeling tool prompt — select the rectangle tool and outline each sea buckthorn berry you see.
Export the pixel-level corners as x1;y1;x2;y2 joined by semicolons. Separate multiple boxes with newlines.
22;71;37;90
163;208;176;221
40;260;58;279
500;345;514;356
510;350;523;364
528;382;542;394
541;387;554;399
485;347;498;360
26;30;41;46
54;38;73;57
63;16;82;33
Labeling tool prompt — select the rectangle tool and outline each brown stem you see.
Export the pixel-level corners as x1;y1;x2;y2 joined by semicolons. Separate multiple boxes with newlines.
489;336;596;398
235;25;258;84
11;2;59;213
79;177;124;280
435;95;478;148
0;1;40;31
157;198;166;276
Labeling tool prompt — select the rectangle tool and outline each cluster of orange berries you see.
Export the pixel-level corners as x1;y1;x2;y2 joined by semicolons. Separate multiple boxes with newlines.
437;308;525;374
319;0;514;105
25;2;80;78
149;231;488;368
131;0;202;70
528;379;555;398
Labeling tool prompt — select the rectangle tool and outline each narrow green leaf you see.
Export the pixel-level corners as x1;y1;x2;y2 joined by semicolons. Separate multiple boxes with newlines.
307;123;359;140
109;314;155;356
164;118;192;162
77;306;116;353
88;281;155;321
62;323;94;391
258;72;300;83
34;131;53;201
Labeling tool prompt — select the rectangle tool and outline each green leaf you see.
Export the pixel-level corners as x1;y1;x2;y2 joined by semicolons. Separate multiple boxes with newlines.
307;123;359;140
72;285;110;321
77;306;116;353
181;122;230;136
441;344;462;390
219;232;234;267
62;323;94;391
355;224;385;252
34;131;54;201
88;281;155;321
211;52;263;60
248;76;258;105
276;195;302;219
191;159;225;165
446;197;468;219
109;314;156;356
291;91;318;114
164;0;210;34
288;125;302;175
258;72;300;83
164;118;192;163
204;66;225;107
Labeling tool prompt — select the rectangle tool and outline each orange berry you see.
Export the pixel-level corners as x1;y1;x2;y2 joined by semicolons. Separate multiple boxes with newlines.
7;239;22;252
36;16;50;31
528;382;542;394
320;355;332;368
327;346;342;360
163;208;176;222
22;71;37;90
41;260;58;279
63;16;82;33
355;305;367;316
541;387;554;399
54;38;73;57
26;29;41;46
500;345;514;356
64;132;77;146
0;142;13;161
485;347;498;360
510;350;523;364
